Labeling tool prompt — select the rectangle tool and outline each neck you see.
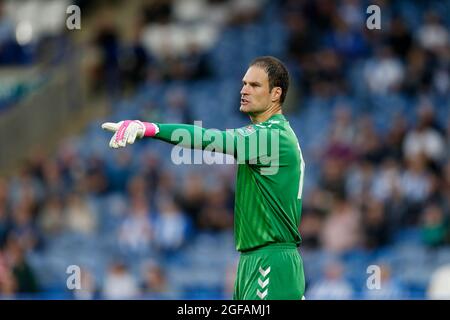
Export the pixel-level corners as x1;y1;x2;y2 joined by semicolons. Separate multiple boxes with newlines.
249;104;282;124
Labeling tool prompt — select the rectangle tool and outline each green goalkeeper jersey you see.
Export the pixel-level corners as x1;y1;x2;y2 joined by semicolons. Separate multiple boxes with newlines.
154;114;305;252
233;114;304;251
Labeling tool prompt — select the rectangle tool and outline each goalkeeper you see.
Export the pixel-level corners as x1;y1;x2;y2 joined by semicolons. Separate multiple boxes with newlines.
102;56;305;300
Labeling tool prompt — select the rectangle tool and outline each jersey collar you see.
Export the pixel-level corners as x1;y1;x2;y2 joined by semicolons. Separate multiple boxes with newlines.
267;114;287;122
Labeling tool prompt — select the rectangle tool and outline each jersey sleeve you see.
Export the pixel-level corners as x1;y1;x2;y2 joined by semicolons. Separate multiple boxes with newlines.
153;123;280;165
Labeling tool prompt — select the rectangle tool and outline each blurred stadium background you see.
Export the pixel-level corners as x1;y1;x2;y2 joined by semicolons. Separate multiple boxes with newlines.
0;0;449;300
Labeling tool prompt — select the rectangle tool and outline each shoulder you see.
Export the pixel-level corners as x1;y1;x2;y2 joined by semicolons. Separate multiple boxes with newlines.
262;118;290;131
235;117;289;137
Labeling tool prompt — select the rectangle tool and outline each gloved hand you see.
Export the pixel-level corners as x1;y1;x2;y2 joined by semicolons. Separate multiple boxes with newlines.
101;120;159;148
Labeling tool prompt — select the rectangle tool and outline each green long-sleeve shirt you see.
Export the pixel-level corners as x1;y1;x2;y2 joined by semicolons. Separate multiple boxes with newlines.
154;114;305;252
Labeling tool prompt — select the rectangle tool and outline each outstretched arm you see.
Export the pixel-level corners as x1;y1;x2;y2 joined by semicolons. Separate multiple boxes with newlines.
102;120;234;155
101;120;275;163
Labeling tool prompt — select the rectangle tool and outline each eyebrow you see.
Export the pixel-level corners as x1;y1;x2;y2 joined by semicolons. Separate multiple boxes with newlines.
242;80;262;86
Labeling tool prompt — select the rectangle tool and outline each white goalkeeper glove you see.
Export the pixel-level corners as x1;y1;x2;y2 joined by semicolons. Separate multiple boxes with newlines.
101;120;159;148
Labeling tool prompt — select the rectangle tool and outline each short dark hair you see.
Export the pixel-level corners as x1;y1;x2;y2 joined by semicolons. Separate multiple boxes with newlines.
249;56;289;104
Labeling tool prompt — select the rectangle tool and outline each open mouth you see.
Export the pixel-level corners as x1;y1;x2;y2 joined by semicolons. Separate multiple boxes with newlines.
241;97;250;105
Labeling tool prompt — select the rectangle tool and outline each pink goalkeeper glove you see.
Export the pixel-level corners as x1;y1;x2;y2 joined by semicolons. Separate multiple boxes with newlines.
101;120;159;148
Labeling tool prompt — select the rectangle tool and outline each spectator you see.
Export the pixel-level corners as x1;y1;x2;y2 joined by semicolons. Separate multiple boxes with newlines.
337;0;364;31
371;158;402;203
41;159;67;199
84;155;109;196
3;236;39;294
163;87;194;124
313;48;346;96
306;259;354;300
140;260;168;295
0;2;14;48
107;150;133;193
299;208;323;249
387;16;413;59
177;43;212;80
420;204;449;247
8;170;41;215
363;199;390;249
403;103;446;163
64;193;98;236
37;196;65;238
400;155;432;205
118;195;152;254
0;1;27;65
152;198;191;253
346;160;374;207
175;172;206;227
127;174;148;201
384;181;410;232
363;264;404;299
427;264;450;300
120;20;151;91
102;262;140;299
320;193;362;254
72;267;98;300
0;251;16;296
92;10;122;96
363;46;404;94
285;11;318;62
139;153;162;202
318;158;347;197
325;16;366;59
353;115;384;164
142;0;173;25
228;0;264;26
9;203;38;252
384;113;408;161
198;184;233;231
328;104;356;149
402;46;433;95
417;11;449;53
154;171;177;202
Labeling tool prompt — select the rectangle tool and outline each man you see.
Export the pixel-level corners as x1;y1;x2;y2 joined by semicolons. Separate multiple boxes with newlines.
102;56;306;300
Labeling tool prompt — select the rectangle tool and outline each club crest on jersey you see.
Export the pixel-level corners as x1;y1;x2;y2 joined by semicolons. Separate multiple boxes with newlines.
237;125;256;136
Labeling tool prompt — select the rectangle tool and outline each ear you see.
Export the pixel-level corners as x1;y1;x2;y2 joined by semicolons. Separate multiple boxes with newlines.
271;87;282;103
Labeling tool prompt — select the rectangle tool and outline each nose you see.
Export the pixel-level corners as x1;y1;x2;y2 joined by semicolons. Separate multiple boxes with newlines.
240;84;249;95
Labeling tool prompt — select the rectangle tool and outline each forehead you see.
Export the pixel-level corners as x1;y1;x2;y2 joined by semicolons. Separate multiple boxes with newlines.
242;66;269;83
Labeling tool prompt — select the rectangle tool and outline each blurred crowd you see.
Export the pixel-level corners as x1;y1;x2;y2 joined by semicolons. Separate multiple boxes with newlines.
0;141;237;297
88;0;265;95
302;102;450;252
283;0;448;98
1;0;450;299
282;0;450;299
